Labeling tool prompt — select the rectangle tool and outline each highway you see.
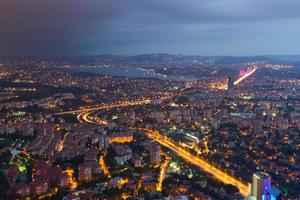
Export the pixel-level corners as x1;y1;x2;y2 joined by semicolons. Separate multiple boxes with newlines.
54;86;207;116
55;99;152;115
77;111;108;125
76;110;250;196
54;94;173;116
133;128;249;197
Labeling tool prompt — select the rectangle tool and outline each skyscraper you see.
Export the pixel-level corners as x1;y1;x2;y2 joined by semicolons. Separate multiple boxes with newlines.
227;76;234;91
251;172;271;200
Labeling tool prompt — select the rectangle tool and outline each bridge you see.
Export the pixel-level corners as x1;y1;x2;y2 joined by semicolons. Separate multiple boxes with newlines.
234;66;257;85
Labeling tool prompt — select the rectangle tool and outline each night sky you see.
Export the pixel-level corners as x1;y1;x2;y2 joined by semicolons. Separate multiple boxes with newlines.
1;0;300;56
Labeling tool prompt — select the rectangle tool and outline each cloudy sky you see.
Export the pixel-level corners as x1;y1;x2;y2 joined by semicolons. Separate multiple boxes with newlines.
1;0;300;56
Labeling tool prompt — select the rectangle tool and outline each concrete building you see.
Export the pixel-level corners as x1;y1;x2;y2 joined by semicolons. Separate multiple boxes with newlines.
250;172;271;200
78;164;92;182
147;141;161;165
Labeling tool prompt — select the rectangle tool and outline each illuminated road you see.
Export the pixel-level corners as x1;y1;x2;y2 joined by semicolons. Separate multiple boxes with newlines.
204;140;210;154
54;94;173;116
78;110;249;196
38;188;59;199
234;66;257;85
55;99;151;115
57;132;69;152
99;151;111;178
78;111;108;125
157;152;171;191
135;175;142;196
133;128;249;197
64;168;78;189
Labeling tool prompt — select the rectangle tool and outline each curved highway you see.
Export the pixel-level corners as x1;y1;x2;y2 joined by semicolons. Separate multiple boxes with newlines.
54;94;173;116
133;128;249;196
77;111;249;196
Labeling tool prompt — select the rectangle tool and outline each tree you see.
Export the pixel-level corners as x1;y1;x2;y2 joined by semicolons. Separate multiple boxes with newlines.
0;150;12;164
0;172;9;199
224;184;239;195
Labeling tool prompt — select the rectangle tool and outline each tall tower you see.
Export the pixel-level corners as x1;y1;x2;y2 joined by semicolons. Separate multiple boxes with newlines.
251;172;271;200
227;76;234;91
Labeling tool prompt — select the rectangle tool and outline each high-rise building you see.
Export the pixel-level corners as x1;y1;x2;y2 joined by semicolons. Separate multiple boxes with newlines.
149;142;161;165
251;172;271;200
99;133;109;150
247;172;282;200
227;76;234;91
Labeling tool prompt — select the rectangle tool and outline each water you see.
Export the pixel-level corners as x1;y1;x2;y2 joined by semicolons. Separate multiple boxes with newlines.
75;66;198;81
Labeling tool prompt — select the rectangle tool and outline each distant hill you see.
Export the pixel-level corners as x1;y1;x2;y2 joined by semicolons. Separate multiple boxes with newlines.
214;56;271;64
2;54;300;66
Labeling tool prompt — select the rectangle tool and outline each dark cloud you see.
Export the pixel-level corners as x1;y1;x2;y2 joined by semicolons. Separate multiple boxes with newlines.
1;0;300;55
0;0;122;55
123;0;300;24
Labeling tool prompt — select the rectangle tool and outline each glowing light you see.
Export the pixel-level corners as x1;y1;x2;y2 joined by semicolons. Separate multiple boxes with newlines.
109;136;133;144
157;153;171;191
118;178;129;187
234;66;257;85
64;168;78;189
99;152;111;178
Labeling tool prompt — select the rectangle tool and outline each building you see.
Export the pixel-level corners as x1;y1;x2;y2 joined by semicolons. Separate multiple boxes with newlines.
8;183;31;197
111;143;132;165
59;173;70;187
31;179;49;195
99;134;109;150
132;154;142;167
47;167;70;187
227;76;234;91
32;161;49;180
250;172;271;200
262;187;282;200
78;164;92;182
146;141;161;165
4;166;20;184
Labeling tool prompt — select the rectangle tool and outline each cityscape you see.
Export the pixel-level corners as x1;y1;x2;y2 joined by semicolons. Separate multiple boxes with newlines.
1;1;300;200
1;55;299;200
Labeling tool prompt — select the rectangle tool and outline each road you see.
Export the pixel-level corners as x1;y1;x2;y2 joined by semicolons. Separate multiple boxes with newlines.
55;99;152;115
77;111;108;125
64;168;78;189
157;152;171;191
56;132;69;152
133;128;249;197
99;151;111;178
54;94;173;116
53;87;205;116
77;110;250;197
